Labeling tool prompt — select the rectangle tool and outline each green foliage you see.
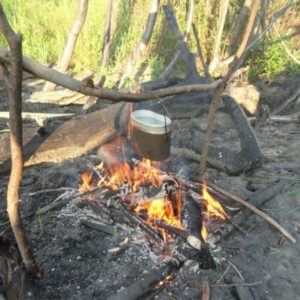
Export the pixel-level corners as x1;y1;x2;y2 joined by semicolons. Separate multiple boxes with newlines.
0;0;299;83
249;38;300;79
249;40;287;79
0;0;104;70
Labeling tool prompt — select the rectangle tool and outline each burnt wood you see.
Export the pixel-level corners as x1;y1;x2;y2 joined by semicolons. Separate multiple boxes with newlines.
181;191;203;250
107;258;181;300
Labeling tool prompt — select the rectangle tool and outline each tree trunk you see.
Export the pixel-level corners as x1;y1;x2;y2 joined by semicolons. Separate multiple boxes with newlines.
43;0;89;91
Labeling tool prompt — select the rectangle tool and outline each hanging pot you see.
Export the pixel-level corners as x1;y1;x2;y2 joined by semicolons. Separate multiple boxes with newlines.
131;110;171;161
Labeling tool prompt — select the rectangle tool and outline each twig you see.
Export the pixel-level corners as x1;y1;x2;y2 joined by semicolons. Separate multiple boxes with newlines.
201;280;210;300
209;0;230;73
209;183;297;243
226;259;244;280
272;86;300;115
29;187;76;196
248;114;300;124
35;190;76;215
192;23;211;80
216;264;231;284
100;0;113;70
209;281;262;288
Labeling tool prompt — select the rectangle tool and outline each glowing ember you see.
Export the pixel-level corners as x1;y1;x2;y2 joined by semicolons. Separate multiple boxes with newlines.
202;179;227;220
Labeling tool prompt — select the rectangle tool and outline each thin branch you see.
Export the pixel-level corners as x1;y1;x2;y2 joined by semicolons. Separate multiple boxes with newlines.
159;0;194;79
0;47;222;101
226;0;253;58
274;23;300;65
162;4;198;79
192;23;211;80
209;281;262;288
101;0;113;70
43;0;89;91
118;0;160;87
209;182;297;244
213;0;297;73
209;0;230;73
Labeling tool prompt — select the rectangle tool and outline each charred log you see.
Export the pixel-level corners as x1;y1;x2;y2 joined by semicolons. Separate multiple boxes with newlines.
173;96;264;175
107;258;181;300
181;191;203;250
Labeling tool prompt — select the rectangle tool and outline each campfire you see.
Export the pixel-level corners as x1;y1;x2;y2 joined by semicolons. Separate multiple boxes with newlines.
78;137;227;253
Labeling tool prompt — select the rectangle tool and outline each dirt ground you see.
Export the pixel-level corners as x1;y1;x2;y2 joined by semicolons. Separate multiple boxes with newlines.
0;75;300;299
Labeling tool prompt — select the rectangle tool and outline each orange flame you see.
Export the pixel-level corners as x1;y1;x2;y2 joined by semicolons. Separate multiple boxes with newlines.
201;222;208;240
79;172;94;193
135;196;183;230
79;139;227;244
202;179;226;220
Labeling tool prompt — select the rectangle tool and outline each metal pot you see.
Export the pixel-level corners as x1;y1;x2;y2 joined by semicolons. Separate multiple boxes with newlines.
131;110;171;161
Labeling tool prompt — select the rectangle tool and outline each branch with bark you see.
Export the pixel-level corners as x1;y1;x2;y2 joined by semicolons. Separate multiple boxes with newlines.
0;4;41;277
0;47;222;101
160;0;194;79
43;0;89;91
118;0;160;87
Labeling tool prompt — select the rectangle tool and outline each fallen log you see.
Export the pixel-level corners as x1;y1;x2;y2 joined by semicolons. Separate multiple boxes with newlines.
0;102;128;173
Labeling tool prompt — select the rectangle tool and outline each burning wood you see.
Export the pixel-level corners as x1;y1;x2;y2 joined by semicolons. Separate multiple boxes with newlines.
78;137;228;266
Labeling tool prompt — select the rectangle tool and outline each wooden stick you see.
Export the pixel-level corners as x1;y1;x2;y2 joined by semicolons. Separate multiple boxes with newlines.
118;0;159;87
0;47;222;102
160;0;194;79
43;0;89;91
209;183;297;243
0;4;41;277
0;111;74;120
107;258;181;300
199;0;260;178
209;281;262;288
29;187;76;196
80;218;115;235
201;280;210;300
